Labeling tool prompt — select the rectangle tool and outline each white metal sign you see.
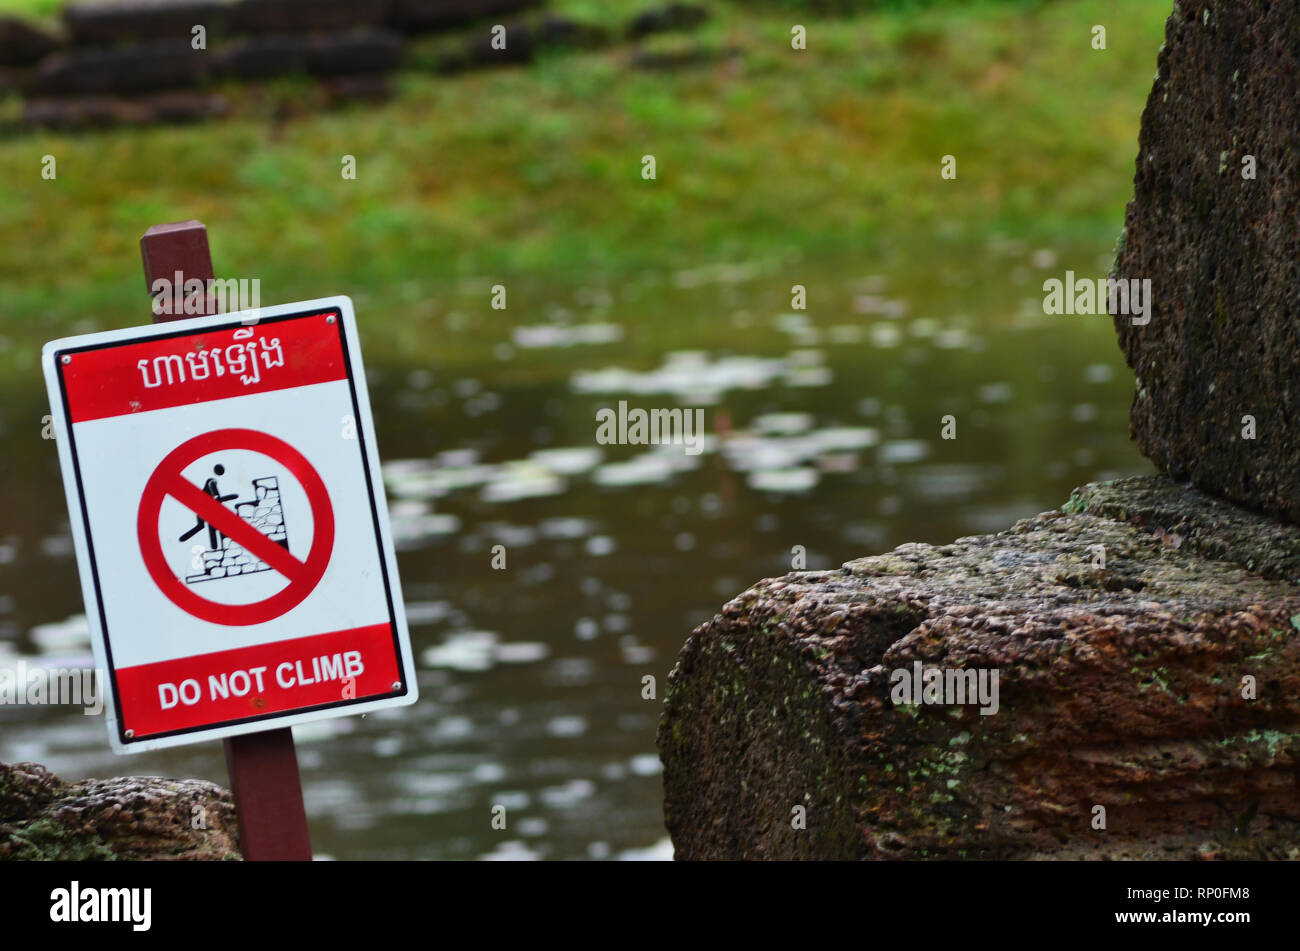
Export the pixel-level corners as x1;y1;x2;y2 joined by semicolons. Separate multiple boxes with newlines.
42;297;417;752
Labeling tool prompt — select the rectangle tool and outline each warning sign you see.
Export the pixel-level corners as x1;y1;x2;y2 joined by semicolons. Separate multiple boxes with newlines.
42;298;418;752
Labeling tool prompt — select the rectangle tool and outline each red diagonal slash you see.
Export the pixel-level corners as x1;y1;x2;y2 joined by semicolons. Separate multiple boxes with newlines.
163;471;306;582
138;428;334;626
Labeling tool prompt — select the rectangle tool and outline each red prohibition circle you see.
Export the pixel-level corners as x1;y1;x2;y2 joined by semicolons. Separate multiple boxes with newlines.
137;428;335;626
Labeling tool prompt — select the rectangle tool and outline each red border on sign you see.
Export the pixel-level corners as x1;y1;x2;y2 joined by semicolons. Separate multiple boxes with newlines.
137;428;335;626
62;311;345;423
115;622;399;737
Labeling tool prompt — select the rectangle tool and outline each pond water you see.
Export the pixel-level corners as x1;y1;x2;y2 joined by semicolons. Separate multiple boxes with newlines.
0;237;1150;859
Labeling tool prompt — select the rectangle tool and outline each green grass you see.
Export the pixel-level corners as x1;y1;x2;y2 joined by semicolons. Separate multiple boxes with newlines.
0;0;1171;382
0;0;63;26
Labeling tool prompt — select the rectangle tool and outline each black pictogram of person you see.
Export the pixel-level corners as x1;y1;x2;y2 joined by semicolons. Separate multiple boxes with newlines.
178;464;240;551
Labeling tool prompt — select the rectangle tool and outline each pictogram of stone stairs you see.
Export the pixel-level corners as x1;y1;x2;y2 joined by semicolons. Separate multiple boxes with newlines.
185;476;288;584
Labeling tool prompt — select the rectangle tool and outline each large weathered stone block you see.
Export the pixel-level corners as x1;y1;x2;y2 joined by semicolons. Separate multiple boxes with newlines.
659;477;1300;859
1113;1;1300;522
0;761;239;860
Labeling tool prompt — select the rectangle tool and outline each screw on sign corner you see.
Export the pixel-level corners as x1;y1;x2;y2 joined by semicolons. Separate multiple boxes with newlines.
141;220;313;862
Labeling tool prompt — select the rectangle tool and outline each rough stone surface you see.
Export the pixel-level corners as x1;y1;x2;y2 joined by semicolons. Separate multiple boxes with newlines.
1113;1;1300;522
0;762;240;860
659;476;1300;859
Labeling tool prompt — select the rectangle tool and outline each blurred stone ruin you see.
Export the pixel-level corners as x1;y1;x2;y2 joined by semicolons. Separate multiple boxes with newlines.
0;0;714;130
657;0;1300;860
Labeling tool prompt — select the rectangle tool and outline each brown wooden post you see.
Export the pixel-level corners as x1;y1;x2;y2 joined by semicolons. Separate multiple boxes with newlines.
140;219;313;861
220;727;313;861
